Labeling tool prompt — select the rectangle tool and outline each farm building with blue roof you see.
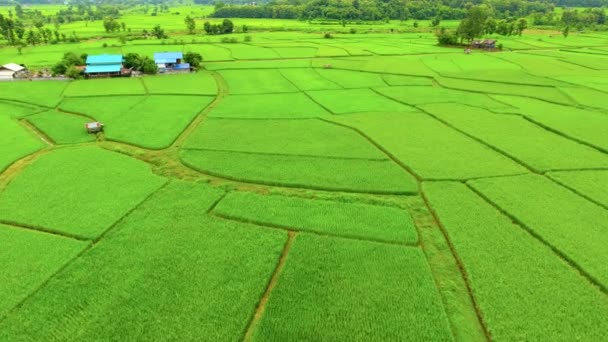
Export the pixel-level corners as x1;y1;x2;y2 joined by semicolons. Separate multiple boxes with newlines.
85;54;127;78
154;52;190;72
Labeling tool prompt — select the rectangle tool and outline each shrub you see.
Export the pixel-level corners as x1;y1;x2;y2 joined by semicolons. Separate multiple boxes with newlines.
66;66;84;79
324;32;333;39
349;28;357;34
183;52;203;68
244;35;252;42
435;29;459;46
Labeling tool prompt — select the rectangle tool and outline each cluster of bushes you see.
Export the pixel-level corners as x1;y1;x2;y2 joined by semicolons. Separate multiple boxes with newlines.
123;53;158;74
203;19;234;35
51;52;86;78
436;5;529;46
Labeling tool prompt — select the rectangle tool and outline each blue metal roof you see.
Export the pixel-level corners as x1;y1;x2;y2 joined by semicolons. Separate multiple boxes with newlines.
154;52;183;63
86;54;123;65
85;64;122;73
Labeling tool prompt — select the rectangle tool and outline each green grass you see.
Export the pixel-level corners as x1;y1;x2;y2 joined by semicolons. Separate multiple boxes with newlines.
184;118;385;159
180;149;417;194
423;181;608;341
60;95;213;149
381;74;434;86
375;85;512;110
0;224;88;318
277;68;344;91
547;170;608;207
219;69;299;94
420;103;608;172
205;59;311;71
142;72;217;95
329;112;527;179
306;88;417;114
469;174;608;288
436;77;573;105
207;93;328;119
315;68;388;88
26;110;96;144
63;78;146;97
213;191;418;244
0;116;46;172
251;234;453;341
0;146;166;239
492;95;608;152
223;44;281;60
0;81;68;107
0;101;44;118
0;181;288;341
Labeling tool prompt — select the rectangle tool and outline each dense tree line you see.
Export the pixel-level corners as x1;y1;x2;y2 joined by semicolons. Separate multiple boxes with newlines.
210;0;556;21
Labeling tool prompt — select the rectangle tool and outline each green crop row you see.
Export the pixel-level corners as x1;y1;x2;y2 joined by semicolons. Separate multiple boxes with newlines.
207;93;328;119
420;103;608;172
547;170;608;208
27;110;96;144
0;224;87;318
0;181;288;341
183;118;385;159
0;116;46;172
469;174;608;288
492;95;608;152
213;191;418;244
423;181;608;340
0;81;67;107
306;88;417;114
329;112;527;180
180;149;417;194
251;234;453;341
60;95;213;149
0;146;167;239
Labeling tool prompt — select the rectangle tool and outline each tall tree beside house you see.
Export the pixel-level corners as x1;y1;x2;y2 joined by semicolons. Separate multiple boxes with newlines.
184;15;196;34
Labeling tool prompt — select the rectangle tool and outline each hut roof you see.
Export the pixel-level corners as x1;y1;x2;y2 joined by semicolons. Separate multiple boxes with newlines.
154;52;183;64
1;63;25;72
85;64;122;73
86;54;123;65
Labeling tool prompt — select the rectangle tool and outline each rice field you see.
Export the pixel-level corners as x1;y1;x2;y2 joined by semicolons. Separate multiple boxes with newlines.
1;25;608;341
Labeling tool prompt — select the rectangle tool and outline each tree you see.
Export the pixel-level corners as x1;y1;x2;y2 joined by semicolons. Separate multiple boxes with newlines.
436;27;458;46
123;53;143;69
562;25;570;38
151;24;166;39
456;5;491;43
431;16;441;27
25;29;40;46
103;16;120;33
66;66;84;79
516;18;527;36
485;18;497;35
184;15;196;34
183;51;202;68
222;19;234;34
203;21;212;34
140;56;158;74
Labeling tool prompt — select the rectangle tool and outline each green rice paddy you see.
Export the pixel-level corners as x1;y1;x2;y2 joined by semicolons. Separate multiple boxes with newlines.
1;21;608;341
